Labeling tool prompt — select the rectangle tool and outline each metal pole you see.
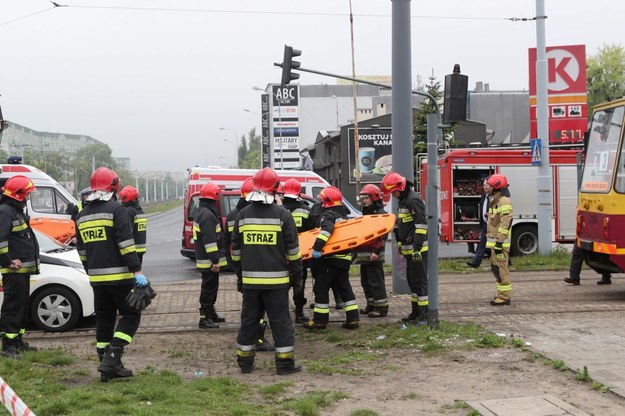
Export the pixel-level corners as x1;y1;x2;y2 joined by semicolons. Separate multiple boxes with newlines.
349;0;361;192
535;0;552;255
426;113;440;329
391;0;413;294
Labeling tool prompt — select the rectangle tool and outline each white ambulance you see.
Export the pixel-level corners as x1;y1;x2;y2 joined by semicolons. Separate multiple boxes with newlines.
0;160;78;243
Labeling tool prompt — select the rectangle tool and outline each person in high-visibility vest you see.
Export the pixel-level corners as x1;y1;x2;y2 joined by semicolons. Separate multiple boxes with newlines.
484;174;513;306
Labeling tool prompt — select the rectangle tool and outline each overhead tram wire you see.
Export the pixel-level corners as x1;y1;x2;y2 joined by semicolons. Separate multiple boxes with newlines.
0;5;57;27
6;3;540;23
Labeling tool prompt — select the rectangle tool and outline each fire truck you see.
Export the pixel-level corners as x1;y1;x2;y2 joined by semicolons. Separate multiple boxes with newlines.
419;147;582;256
180;167;361;259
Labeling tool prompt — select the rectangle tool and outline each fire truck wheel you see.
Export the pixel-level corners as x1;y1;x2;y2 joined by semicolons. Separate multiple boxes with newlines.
511;224;538;257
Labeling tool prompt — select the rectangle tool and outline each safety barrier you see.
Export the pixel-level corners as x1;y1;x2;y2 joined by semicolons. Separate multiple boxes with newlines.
0;376;35;416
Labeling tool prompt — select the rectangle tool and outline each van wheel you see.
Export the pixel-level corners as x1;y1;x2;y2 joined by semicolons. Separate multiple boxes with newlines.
30;286;81;332
511;224;538;256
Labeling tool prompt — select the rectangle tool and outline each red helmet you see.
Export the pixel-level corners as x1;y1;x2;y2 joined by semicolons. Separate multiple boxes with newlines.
318;186;343;208
283;178;302;199
252;167;279;194
2;175;36;202
381;172;406;195
359;184;382;202
486;174;508;190
90;167;120;193
241;178;254;198
199;183;221;200
119;186;139;203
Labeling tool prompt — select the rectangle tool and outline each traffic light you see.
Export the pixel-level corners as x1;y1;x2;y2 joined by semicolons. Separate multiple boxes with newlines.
281;45;301;86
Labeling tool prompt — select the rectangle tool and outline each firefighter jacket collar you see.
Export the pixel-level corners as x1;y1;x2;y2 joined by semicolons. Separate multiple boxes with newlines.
86;190;115;202
246;190;275;204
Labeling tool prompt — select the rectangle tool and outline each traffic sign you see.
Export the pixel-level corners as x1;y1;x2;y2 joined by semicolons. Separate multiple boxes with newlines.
530;138;542;166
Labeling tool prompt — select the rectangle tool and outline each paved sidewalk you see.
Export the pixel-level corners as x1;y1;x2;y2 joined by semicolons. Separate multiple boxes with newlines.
140;270;625;415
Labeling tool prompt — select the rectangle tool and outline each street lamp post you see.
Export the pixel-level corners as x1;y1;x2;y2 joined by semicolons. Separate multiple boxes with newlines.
253;86;283;170
219;127;238;167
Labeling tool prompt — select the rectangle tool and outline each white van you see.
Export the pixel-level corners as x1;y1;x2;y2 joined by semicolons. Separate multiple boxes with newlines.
185;166;361;214
0;161;78;242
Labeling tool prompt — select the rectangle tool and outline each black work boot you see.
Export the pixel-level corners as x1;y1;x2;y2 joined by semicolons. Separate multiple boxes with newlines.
208;305;226;323
368;304;389;318
597;275;612;285
17;335;37;352
0;337;22;360
255;321;275;352
401;302;419;323
199;316;220;329
275;356;302;376
98;346;133;381
294;306;309;324
97;348;110;382
359;303;374;315
302;320;327;330
237;351;255;374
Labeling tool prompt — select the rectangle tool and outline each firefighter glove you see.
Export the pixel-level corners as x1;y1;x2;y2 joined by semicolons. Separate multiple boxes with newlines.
125;284;157;311
237;275;243;293
494;242;504;259
134;273;148;288
412;251;423;263
312;250;322;259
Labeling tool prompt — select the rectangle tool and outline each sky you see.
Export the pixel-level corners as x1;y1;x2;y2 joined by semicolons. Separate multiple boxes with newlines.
0;0;622;174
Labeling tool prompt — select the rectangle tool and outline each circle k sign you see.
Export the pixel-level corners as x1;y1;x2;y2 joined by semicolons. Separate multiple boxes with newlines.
528;44;587;95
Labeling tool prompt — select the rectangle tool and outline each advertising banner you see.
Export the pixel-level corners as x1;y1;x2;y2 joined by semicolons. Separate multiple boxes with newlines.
347;127;393;183
271;85;300;169
261;94;271;168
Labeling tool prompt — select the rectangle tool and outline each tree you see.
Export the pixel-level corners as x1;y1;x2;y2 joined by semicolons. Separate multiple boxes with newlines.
587;43;625;110
73;142;117;192
238;128;262;169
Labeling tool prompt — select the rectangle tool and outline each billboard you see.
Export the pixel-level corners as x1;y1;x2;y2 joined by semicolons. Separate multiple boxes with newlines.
528;44;587;143
347;127;392;183
271;85;300;169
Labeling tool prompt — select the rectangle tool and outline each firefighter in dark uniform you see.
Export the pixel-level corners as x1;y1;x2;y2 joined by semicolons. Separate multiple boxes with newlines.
232;167;303;375
119;186;147;265
303;186;360;330
381;172;429;325
75;167;148;381
281;178;316;323
225;178;274;351
0;175;39;359
194;182;228;329
355;184;389;318
484;174;513;306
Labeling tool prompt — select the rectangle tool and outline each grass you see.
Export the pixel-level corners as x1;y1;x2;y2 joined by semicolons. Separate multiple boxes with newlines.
0;321;509;415
143;198;183;214
365;249;573;277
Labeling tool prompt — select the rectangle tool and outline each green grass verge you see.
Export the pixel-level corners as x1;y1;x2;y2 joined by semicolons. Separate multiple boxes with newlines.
0;321;508;415
143;199;183;214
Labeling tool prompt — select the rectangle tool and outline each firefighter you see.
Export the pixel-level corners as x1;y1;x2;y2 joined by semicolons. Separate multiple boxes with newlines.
232;167;303;375
281;178;316;323
381;171;429;325
194;182;228;329
355;184;389;318
75;167;147;381
0;175;39;359
303;186;360;330
225;178;274;351
119;186;147;265
484;174;513;306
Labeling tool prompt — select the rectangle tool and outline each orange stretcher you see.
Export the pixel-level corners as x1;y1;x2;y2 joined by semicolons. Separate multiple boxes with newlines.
298;214;395;260
30;217;76;245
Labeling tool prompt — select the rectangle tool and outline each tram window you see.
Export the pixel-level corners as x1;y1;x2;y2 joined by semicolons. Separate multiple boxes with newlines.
614;106;625;193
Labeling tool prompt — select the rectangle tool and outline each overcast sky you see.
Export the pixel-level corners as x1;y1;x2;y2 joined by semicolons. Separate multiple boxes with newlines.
0;0;622;173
